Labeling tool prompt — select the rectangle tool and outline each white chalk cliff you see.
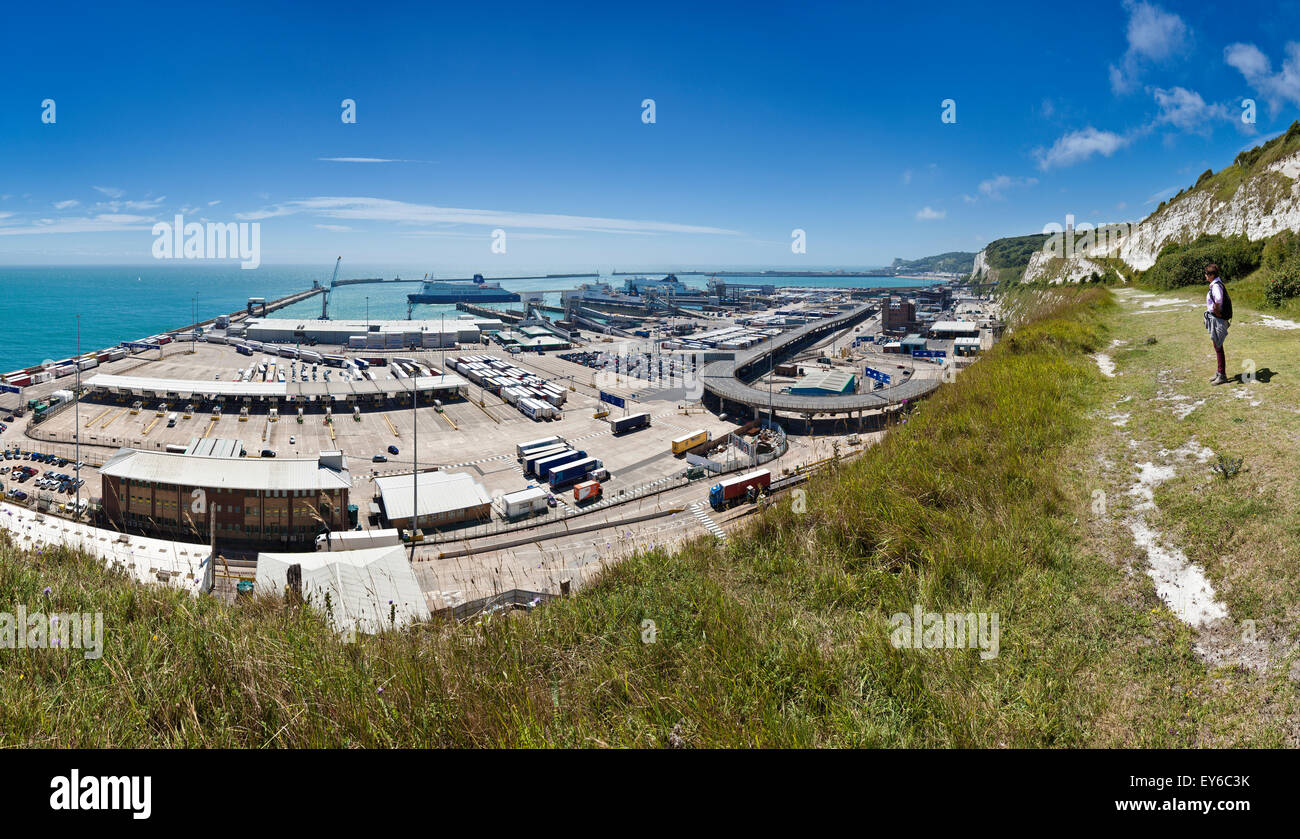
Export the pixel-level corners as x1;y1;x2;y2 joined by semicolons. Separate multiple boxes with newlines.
971;142;1300;284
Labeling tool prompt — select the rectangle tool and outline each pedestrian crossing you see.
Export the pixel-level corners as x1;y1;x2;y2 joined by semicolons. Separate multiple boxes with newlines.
689;502;727;542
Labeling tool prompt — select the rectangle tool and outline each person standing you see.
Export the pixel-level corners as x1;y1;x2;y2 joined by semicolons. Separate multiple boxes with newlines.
1204;263;1231;385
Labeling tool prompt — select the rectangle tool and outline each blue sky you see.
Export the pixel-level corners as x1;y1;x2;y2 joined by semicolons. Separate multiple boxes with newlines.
1;0;1298;271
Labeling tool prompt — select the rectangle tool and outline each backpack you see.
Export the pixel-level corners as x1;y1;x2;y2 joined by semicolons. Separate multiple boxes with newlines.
1213;278;1232;321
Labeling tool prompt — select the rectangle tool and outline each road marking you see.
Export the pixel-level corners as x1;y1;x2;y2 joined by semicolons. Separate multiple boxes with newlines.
689;502;727;542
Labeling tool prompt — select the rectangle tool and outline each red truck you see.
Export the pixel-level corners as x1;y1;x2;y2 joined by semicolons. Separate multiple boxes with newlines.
708;469;771;509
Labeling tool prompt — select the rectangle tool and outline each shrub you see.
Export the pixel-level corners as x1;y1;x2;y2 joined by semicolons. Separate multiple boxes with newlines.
1142;234;1264;290
1263;256;1300;307
1262;229;1299;272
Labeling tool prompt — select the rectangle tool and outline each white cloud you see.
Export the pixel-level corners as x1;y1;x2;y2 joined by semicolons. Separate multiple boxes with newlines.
977;174;1038;200
317;157;428;164
92;186;124;198
207;200;221;206
236;196;741;236
1225;41;1300;112
96;196;167;212
915;206;945;220
314;224;353;232
1035;127;1131;170
1150;86;1230;132
901;169;913;185
52;200;80;210
1144;185;1180;204
0;214;156;236
1109;1;1190;94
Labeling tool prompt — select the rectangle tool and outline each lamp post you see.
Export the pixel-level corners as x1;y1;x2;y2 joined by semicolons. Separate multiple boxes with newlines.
75;314;81;519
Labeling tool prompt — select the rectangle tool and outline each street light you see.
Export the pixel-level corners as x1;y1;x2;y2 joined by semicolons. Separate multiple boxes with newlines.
75;314;81;519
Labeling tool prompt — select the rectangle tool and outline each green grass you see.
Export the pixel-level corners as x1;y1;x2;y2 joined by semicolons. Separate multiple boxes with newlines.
2;285;1294;747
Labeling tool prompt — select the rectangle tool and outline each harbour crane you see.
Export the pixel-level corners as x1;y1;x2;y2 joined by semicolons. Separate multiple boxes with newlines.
320;256;340;320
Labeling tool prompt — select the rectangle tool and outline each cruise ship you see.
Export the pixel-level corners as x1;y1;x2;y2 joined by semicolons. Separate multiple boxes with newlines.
407;274;521;304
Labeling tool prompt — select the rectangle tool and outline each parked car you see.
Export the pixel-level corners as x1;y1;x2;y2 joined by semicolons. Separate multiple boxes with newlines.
372;454;387;463
261;449;276;458
387;445;399;455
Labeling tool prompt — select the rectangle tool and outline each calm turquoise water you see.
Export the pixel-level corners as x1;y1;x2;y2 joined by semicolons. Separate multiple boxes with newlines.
0;266;939;372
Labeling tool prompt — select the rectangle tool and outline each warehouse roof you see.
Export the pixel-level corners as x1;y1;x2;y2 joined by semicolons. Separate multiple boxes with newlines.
100;448;351;491
374;470;492;522
84;372;468;400
929;320;980;333
790;368;855;394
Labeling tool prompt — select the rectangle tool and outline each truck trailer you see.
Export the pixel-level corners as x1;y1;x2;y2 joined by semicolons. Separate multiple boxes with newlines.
671;429;709;455
523;445;570;475
573;480;602;504
549;456;602;490
610;412;650;435
516;435;565;459
708;469;772;509
534;449;586;480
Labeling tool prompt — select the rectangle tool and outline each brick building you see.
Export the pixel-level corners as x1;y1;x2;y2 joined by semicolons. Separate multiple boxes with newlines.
100;449;351;547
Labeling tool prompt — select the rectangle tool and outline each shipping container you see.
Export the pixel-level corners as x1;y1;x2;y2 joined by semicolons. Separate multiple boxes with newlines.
708;469;771;509
610;412;651;434
671;429;710;455
549;457;602;490
517;436;565;459
573;480;602;504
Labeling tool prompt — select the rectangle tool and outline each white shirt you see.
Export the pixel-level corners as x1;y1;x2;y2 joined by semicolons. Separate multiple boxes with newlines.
1206;279;1225;315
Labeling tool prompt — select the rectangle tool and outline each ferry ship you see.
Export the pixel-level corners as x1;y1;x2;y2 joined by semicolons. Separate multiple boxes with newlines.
407;274;521;304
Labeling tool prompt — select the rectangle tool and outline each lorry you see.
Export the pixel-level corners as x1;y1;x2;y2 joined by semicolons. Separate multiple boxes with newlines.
708;469;772;509
671;429;709;455
573;480;602;504
500;487;549;519
534;449;586;480
315;528;402;552
516;436;565;459
549;456;602;490
522;445;569;474
610;412;650;435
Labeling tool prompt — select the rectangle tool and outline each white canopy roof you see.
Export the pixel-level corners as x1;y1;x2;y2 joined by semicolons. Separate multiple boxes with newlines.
255;545;430;633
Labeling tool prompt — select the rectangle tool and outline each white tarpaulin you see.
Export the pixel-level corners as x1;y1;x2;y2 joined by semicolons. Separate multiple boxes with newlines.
255;545;430;634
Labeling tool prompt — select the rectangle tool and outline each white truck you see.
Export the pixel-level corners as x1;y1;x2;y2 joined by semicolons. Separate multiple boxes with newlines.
314;528;402;552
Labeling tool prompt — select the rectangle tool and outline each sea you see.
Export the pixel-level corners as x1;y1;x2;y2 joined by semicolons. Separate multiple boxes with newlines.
0;265;941;373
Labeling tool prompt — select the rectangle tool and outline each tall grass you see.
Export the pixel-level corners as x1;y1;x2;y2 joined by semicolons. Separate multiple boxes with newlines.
0;287;1117;747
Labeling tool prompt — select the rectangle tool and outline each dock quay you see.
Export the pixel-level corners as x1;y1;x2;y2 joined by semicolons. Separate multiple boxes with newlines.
456;302;523;323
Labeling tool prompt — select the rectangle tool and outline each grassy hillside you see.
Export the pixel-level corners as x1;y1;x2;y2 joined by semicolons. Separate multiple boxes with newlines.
891;251;975;275
5;284;1294;747
1149;120;1300;219
976;233;1052;286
